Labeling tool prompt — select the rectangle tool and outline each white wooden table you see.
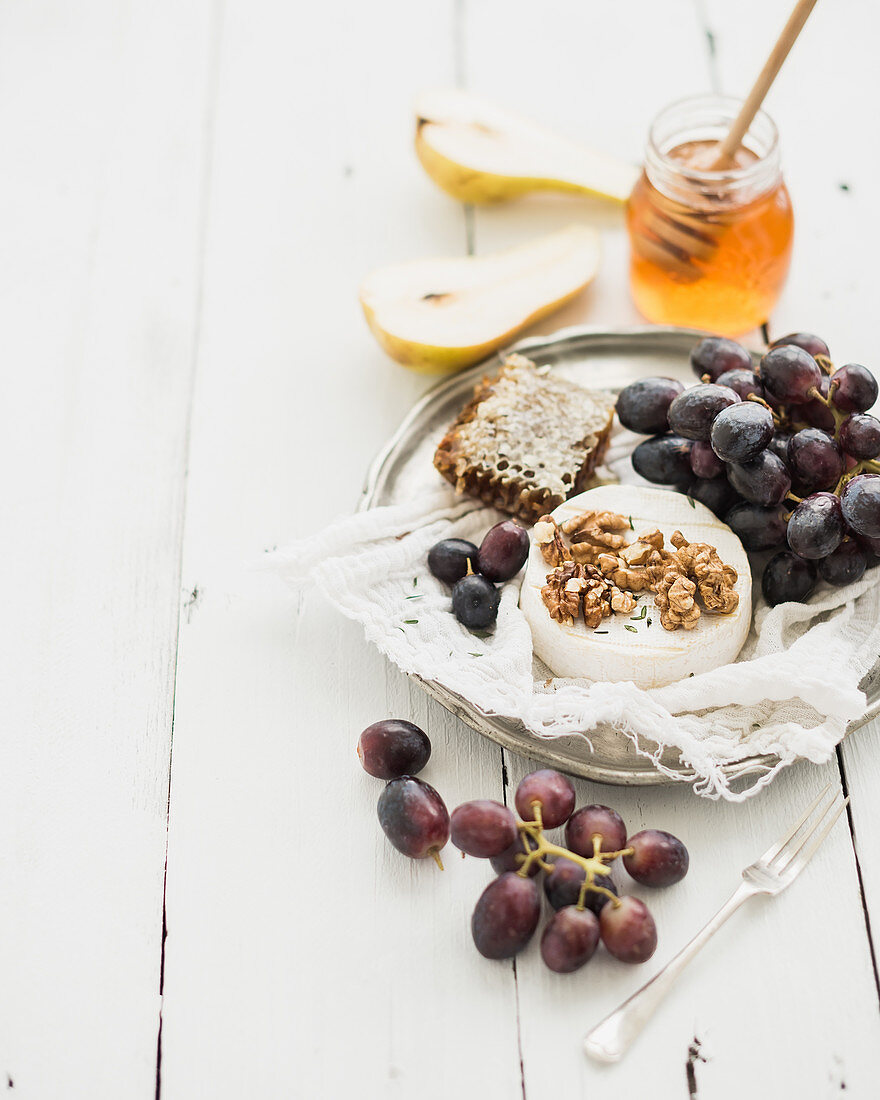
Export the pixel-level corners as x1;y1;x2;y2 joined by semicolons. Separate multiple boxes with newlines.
2;1;879;1096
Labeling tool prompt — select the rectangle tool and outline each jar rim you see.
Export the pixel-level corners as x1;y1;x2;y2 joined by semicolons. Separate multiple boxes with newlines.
647;93;780;185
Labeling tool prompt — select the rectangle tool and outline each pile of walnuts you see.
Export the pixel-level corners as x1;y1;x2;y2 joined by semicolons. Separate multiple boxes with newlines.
534;511;739;632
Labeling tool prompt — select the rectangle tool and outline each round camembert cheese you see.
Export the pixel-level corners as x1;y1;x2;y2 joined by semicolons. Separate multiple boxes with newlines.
519;485;752;689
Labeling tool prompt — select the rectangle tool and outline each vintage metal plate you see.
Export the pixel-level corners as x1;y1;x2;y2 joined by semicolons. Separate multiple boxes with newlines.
360;326;880;786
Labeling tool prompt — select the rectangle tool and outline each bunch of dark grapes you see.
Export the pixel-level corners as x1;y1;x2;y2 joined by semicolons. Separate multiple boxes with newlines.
427;520;529;630
617;334;880;605
456;769;688;973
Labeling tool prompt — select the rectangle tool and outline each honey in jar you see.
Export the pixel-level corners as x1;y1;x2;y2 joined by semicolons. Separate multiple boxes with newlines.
627;95;794;336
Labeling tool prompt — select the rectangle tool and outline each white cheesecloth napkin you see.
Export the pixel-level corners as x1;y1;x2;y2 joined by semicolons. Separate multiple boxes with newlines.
269;438;880;800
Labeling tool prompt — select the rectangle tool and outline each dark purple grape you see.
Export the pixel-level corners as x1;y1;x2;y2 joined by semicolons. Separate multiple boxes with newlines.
600;896;658;964
840;474;880;538
616;377;685;435
839;414;880;460
786;493;845;559
715;368;764;401
759;345;823;405
427;539;478;584
490;833;541;877
452;574;500;629
514;770;576;828
477;520;529;582
690;440;725;479
727;451;791;506
687;476;742;518
762;551;817;606
710;402;775;463
767;431;792;465
830;364;878;414
667;384;741;442
800;374;836;431
540;907;601;973
725;502;788;551
819;540;868;587
690;336;752;382
631;434;694;486
378;777;449;862
543;858;617;914
786;429;844;491
471;872;541;959
358;719;431;779
565;805;627;856
770;332;830;360
450;800;517;858
623;830;689;887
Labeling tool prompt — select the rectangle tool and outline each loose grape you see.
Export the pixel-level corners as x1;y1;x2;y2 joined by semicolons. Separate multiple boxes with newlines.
786;493;845;559
543;858;617;914
616;377;685;435
819;540;868;587
690;440;725;479
762;551;817;606
759;346;823;405
787;429;845;491
771;332;830;359
667;384;741;442
377;777;449;862
600;896;658;964
452;574;500;629
357;719;431;779
477;520;529;582
631;434;694;486
725;502;788;551
514;769;576;828
687;476;741;518
727;451;791;506
840;474;880;538
565;804;628;856
427;538;479;584
490;833;541;877
715;368;764;401
690;337;752;382
839;414;880;460
801;374;836;432
830;364;879;414
471;872;541;959
710;402;775;463
623;830;689;887
450;800;517;858
540;907;601;973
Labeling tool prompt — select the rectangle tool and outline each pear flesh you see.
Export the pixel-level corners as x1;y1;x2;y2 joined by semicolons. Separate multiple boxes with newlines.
360;225;600;374
416;89;640;205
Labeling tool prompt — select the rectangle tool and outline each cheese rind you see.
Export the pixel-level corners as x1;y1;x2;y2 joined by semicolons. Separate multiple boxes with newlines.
520;485;752;688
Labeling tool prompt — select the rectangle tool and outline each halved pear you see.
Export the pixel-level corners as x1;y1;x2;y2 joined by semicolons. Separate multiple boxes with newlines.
416;89;640;205
360;225;600;374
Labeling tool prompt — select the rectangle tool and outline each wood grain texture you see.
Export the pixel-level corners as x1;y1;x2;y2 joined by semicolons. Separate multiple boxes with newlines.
157;1;522;1097
0;0;215;1095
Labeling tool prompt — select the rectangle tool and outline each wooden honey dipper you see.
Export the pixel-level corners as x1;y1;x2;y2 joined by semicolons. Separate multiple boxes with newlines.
634;0;820;280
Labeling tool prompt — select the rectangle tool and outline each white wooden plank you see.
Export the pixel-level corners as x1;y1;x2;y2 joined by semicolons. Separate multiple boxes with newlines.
703;0;880;1012
0;0;214;1095
157;2;523;1096
466;0;880;1095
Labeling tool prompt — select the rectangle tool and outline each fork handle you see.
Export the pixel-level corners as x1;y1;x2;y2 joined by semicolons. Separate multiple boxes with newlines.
584;882;754;1062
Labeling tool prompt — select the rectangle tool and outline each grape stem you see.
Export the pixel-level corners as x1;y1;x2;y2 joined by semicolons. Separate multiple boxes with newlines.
514;801;633;910
833;459;880;497
806;383;848;430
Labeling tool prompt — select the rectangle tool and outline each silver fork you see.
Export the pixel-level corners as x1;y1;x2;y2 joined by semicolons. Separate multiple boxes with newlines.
584;783;848;1063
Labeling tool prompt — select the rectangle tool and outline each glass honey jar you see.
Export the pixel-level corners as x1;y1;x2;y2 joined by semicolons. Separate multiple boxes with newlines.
627;95;794;336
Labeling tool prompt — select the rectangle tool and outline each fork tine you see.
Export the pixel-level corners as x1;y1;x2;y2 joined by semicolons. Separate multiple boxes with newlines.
776;797;849;879
760;782;833;865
